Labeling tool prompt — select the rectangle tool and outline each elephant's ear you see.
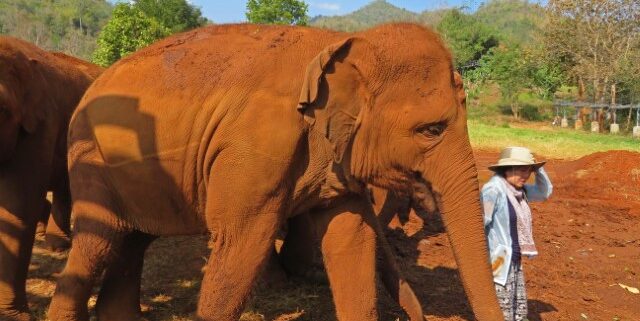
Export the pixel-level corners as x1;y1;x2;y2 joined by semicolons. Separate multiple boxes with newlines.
297;37;371;163
19;58;48;133
453;71;466;109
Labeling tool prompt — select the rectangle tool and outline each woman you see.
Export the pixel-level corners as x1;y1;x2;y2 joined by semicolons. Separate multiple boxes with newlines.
481;146;553;321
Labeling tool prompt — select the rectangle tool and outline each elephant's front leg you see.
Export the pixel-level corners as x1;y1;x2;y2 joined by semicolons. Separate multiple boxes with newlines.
314;197;379;321
196;158;287;321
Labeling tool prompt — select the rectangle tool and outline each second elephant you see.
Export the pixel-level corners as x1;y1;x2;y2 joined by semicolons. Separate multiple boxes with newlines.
0;37;102;321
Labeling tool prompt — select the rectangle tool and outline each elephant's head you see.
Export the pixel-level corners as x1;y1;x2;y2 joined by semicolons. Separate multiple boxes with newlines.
298;24;502;320
0;37;47;162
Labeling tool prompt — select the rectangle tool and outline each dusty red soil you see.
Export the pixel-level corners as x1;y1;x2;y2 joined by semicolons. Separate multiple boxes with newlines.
27;150;640;320
389;150;640;321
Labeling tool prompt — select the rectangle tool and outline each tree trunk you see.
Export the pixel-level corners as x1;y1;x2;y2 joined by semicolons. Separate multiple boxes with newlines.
578;76;585;101
611;84;616;124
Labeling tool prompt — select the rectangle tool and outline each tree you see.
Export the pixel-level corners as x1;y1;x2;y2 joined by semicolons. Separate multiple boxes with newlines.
436;9;499;69
544;0;640;103
92;3;169;66
0;0;112;59
246;0;309;26
135;0;208;33
482;45;531;119
92;0;207;66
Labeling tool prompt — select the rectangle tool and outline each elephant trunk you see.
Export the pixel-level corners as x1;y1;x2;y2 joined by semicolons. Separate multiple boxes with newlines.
420;141;503;321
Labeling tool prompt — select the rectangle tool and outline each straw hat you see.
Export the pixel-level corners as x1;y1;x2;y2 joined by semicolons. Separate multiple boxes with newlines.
488;146;546;171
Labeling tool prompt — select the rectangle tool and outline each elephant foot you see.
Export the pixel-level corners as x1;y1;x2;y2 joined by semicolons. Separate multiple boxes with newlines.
47;307;89;321
96;308;141;321
259;250;289;288
0;308;32;321
35;221;47;240
299;267;328;285
44;234;71;252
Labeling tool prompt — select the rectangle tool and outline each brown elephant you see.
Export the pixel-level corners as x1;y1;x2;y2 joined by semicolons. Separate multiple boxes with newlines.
0;36;102;321
48;23;502;321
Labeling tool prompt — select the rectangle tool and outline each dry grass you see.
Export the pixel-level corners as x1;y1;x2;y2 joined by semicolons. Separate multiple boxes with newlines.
27;235;406;321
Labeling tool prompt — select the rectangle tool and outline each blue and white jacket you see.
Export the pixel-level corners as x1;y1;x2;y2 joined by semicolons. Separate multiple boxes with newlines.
481;167;553;286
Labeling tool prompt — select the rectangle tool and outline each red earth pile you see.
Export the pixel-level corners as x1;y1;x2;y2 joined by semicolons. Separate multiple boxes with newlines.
552;151;640;213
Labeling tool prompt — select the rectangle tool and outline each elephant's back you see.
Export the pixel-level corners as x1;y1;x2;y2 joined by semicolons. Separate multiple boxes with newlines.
72;23;346;184
90;24;344;103
68;24;343;233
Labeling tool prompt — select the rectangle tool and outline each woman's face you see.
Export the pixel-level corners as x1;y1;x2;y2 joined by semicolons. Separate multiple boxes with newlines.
505;166;533;189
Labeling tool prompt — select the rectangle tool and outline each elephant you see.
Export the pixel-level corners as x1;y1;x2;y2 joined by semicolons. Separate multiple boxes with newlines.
48;23;503;321
276;187;431;321
0;36;102;321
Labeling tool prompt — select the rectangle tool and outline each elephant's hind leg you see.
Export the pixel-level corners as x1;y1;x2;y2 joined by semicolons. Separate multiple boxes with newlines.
48;194;130;321
314;198;379;321
0;207;39;321
96;231;156;321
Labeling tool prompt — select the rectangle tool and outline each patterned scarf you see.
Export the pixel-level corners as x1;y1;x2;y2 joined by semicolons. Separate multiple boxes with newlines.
502;177;538;257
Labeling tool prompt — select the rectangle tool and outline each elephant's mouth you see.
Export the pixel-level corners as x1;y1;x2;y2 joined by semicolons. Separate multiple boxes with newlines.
409;173;441;217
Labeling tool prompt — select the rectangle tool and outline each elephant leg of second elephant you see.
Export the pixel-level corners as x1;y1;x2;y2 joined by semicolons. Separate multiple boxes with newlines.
96;231;156;321
374;217;424;321
35;198;52;239
0;208;38;321
44;188;72;252
314;198;378;321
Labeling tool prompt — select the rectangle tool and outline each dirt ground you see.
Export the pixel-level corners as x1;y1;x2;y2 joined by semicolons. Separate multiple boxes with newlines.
27;150;640;320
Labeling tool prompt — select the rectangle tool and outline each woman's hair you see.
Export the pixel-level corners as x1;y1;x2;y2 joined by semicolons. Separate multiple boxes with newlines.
493;167;508;177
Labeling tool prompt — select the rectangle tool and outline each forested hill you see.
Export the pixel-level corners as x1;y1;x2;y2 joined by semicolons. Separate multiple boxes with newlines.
310;0;432;31
475;0;546;45
310;0;543;45
0;0;112;59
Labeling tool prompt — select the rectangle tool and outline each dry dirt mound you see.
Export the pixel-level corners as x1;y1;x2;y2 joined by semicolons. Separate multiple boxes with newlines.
551;150;640;214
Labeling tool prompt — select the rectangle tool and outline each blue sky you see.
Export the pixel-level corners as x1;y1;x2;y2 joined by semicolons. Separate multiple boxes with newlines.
193;1;482;23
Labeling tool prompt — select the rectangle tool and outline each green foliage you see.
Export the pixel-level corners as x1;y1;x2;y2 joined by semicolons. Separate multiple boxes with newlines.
482;46;529;111
92;3;169;67
517;93;553;121
92;0;206;67
469;44;566;119
0;0;112;59
436;9;499;68
135;0;208;33
246;0;309;26
615;55;640;104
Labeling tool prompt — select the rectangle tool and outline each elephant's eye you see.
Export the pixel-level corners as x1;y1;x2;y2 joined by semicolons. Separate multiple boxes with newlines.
417;122;446;138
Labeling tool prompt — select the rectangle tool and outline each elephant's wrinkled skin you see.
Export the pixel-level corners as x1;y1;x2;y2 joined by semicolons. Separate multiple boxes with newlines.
48;23;502;321
0;37;102;320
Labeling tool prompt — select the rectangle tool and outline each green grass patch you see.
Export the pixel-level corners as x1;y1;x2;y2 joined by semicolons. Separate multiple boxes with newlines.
468;120;640;159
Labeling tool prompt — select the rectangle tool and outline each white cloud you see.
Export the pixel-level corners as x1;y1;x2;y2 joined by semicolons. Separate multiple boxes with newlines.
313;2;341;11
